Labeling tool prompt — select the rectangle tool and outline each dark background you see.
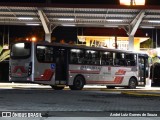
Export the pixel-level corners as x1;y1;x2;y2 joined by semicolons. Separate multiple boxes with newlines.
0;0;159;5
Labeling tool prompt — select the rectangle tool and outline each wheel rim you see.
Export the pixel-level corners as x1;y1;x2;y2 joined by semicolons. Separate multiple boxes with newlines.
130;80;136;88
75;79;82;88
74;76;84;89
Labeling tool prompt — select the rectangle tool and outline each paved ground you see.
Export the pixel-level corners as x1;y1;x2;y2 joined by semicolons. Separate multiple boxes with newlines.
0;83;160;119
1;83;160;97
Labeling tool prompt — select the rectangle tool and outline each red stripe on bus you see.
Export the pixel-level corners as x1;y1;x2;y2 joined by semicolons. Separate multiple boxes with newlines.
70;70;100;74
86;76;124;84
12;66;27;73
35;69;54;81
115;69;126;75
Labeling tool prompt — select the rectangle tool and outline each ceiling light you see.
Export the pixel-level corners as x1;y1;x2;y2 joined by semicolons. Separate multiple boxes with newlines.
18;17;33;20
62;24;75;26
120;0;145;5
148;20;160;23
26;24;40;26
104;25;118;28
141;26;155;28
107;19;123;22
58;18;74;21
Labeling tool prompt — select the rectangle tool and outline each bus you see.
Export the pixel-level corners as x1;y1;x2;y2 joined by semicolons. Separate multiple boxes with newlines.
9;41;149;90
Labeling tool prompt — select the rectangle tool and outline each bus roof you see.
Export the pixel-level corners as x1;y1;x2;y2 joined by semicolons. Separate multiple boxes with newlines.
17;41;148;56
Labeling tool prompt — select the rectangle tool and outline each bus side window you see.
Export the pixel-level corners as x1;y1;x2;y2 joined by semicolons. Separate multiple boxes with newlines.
91;51;100;65
36;46;54;63
114;53;120;66
70;49;85;64
84;50;91;64
126;54;136;66
70;52;78;64
78;50;85;64
45;47;54;62
94;52;100;65
101;52;112;65
84;50;99;65
70;49;79;64
37;46;46;62
37;49;45;62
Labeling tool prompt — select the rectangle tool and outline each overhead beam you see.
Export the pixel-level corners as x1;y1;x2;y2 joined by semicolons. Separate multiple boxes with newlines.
38;9;50;34
129;10;145;36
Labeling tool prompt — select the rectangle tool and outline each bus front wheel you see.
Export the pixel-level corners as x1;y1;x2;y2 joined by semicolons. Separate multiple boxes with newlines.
128;78;137;89
69;76;85;90
51;85;64;90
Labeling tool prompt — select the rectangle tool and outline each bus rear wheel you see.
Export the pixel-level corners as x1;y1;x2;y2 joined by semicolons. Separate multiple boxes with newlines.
69;76;85;90
128;78;137;89
51;85;64;90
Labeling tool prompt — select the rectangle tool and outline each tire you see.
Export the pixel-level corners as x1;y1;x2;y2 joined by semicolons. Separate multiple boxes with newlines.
106;86;115;89
69;76;85;90
128;78;137;89
51;85;64;90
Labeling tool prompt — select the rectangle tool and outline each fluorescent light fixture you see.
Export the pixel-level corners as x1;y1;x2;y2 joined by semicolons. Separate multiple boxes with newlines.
104;25;118;28
140;26;155;29
107;19;123;22
148;20;160;23
18;17;33;20
26;24;40;26
120;0;145;5
58;18;74;21
62;24;75;26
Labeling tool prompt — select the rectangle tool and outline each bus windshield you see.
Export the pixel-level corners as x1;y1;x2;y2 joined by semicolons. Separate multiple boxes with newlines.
11;42;31;59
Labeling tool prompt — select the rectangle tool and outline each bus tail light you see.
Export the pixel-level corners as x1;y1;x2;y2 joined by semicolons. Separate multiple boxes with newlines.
28;62;32;76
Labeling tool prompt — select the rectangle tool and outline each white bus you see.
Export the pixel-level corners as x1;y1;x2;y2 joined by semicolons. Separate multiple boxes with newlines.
9;41;149;90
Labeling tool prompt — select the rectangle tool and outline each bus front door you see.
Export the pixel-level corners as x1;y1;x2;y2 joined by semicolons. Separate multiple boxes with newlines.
138;55;148;85
55;48;68;85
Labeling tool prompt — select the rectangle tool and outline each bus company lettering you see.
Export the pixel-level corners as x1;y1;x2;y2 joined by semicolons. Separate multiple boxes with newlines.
80;65;102;71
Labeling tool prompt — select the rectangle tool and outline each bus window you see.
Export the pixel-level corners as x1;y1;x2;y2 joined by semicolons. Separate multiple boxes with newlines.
70;49;79;64
126;54;137;66
70;49;85;64
114;52;127;66
101;52;113;65
36;45;54;63
11;42;31;59
92;51;100;65
83;50;99;65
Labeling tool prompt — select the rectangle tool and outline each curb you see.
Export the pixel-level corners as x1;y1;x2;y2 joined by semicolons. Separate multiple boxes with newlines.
121;91;160;97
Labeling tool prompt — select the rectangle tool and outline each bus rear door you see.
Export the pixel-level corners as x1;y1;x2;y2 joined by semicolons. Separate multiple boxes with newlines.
55;47;68;85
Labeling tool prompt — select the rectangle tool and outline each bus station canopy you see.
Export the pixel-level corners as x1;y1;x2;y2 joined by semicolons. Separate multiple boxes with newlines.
1;3;160;30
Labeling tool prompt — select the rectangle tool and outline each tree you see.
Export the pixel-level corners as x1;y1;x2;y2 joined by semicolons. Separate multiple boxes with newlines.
0;45;10;62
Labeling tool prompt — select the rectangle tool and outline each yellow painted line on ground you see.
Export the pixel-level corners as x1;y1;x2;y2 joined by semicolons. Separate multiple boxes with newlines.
121;91;160;97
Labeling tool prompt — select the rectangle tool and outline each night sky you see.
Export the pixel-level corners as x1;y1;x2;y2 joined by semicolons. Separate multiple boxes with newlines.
0;0;160;5
0;25;159;47
0;0;160;46
0;25;78;44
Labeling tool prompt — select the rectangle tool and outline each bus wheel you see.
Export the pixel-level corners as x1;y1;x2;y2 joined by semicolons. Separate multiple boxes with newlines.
107;86;115;89
69;76;85;90
128;78;137;89
51;86;64;90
